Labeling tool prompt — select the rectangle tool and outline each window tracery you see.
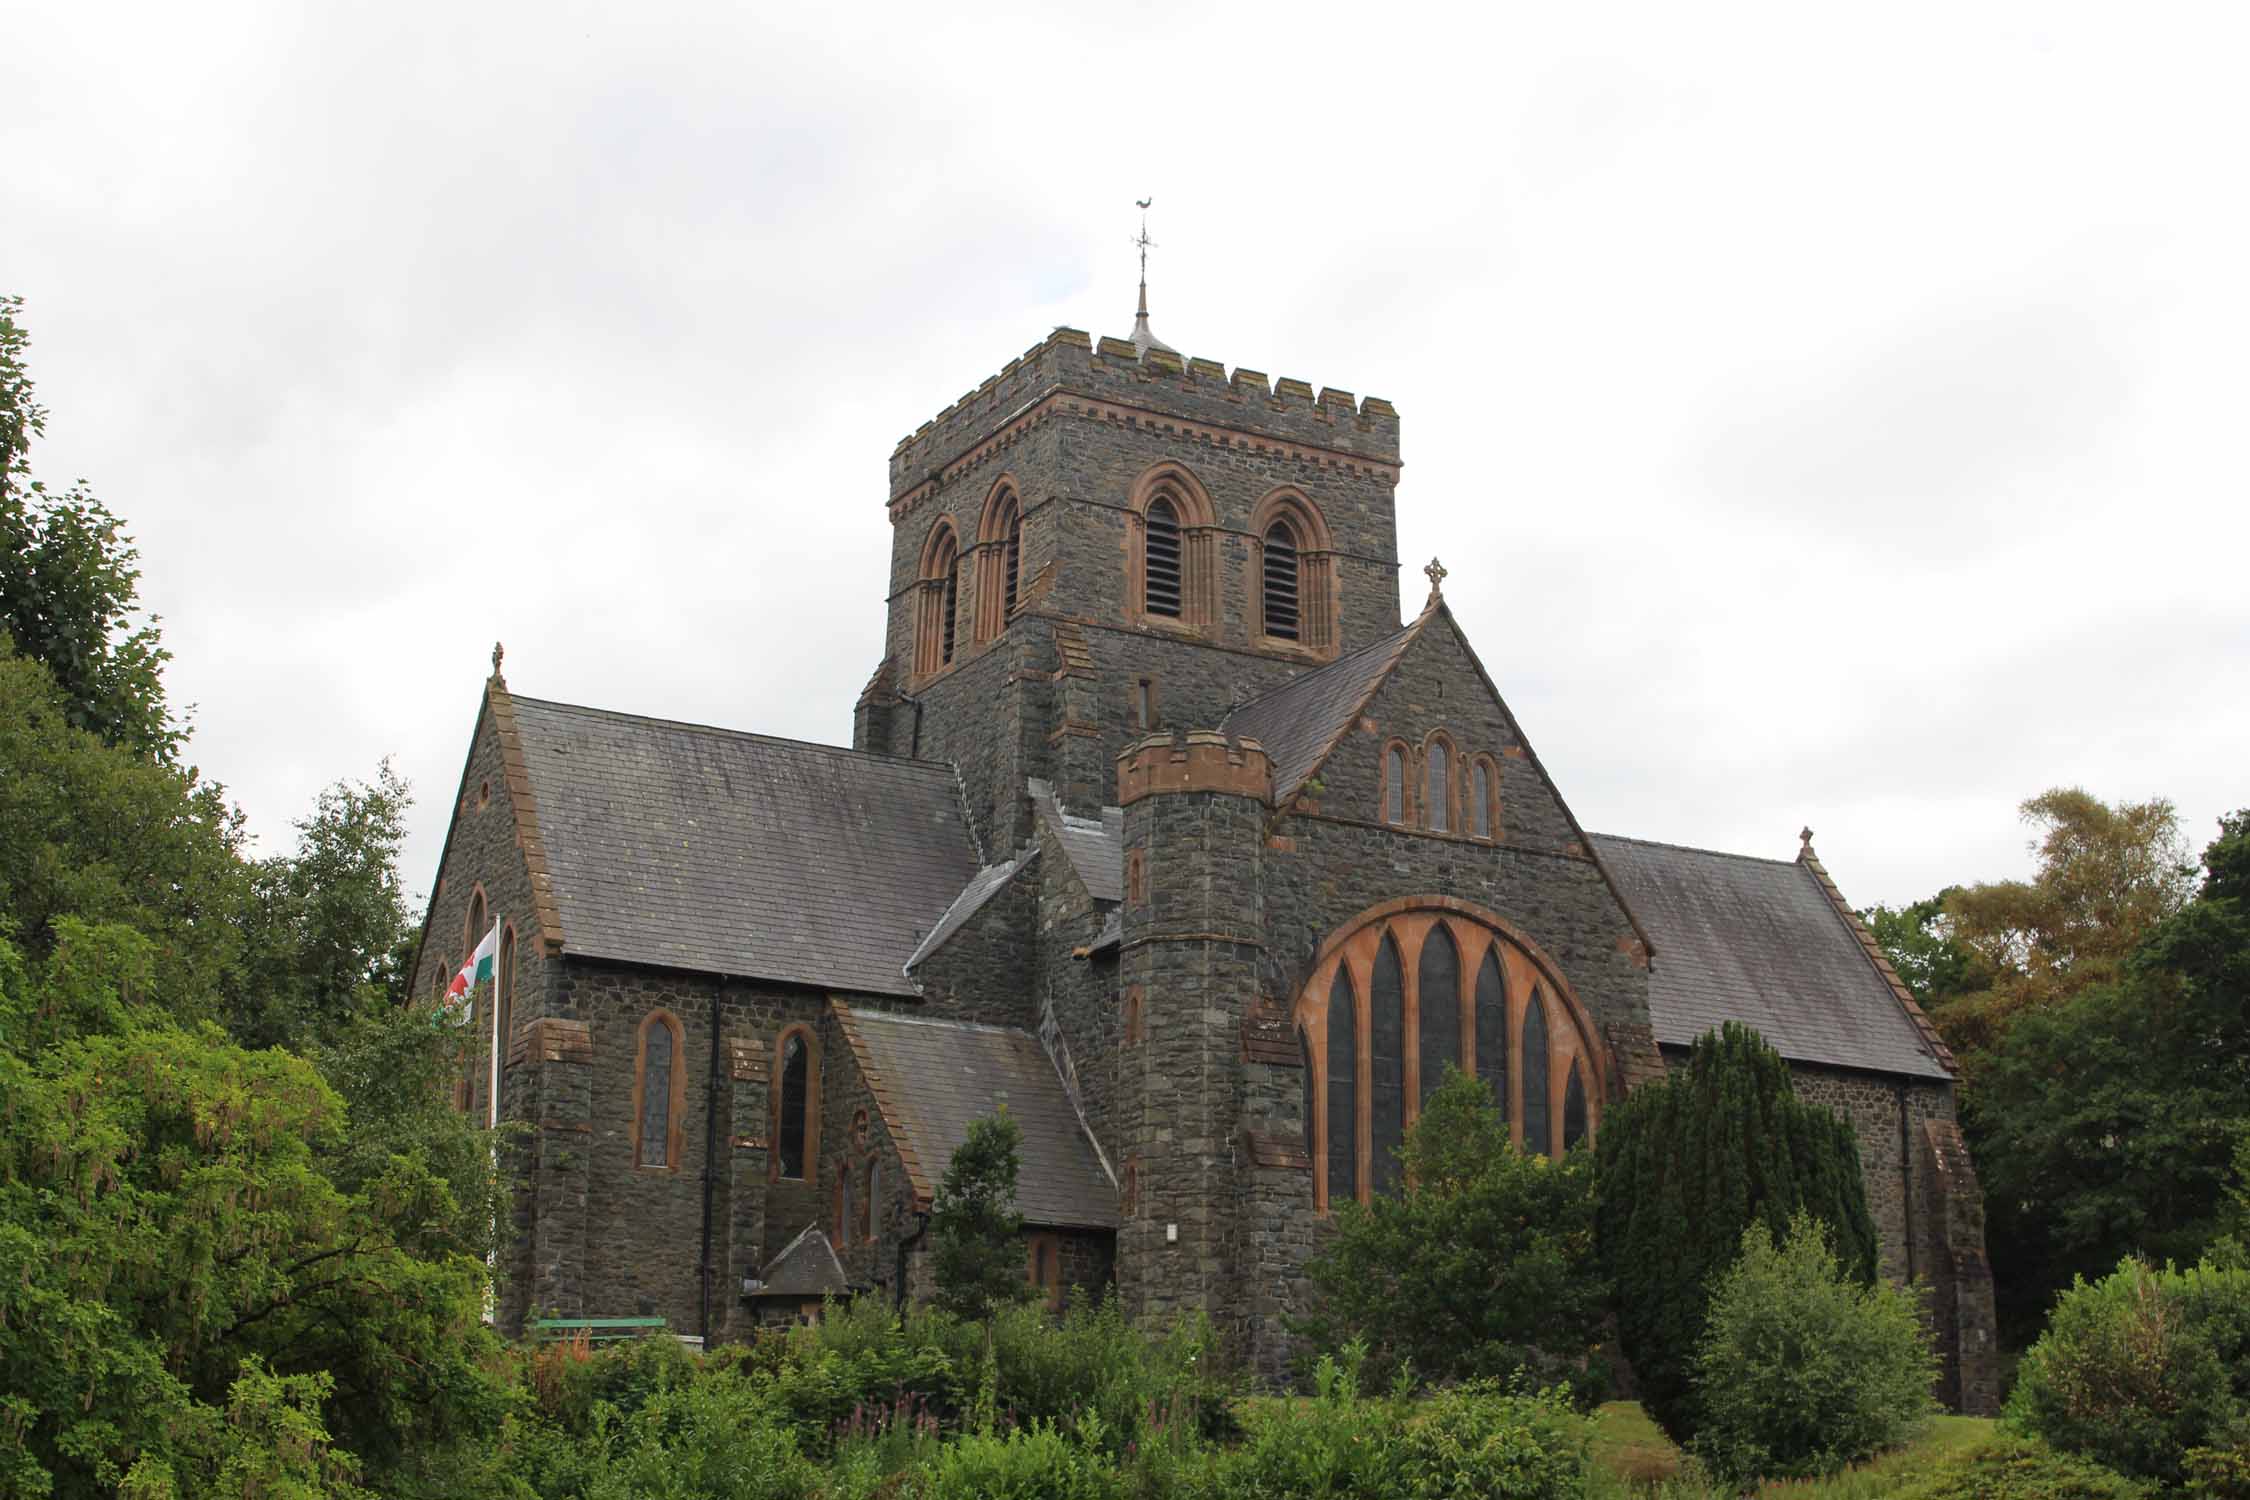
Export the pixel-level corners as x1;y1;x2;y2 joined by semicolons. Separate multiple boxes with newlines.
1299;902;1603;1211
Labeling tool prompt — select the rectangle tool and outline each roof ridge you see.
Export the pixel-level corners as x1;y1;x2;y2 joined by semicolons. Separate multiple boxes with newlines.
510;693;963;773
842;1007;1036;1040
1590;831;1800;868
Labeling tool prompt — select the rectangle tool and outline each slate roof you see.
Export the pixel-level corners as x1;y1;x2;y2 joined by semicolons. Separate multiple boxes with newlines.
906;850;1036;972
1222;615;1425;801
752;1224;852;1298
1029;780;1123;902
507;695;980;996
1589;834;1951;1080
836;1005;1119;1229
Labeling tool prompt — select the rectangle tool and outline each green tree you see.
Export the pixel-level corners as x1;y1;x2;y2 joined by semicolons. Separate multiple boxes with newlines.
0;641;249;1019
1935;788;2194;1057
1966;810;2250;1340
0;921;507;1499
0;295;181;761
929;1109;1037;1324
1862;890;1987;1009
1593;1021;1880;1443
1691;1213;1937;1484
1294;1066;1607;1393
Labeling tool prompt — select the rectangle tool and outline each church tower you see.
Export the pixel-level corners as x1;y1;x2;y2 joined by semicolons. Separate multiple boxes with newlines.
853;291;1405;856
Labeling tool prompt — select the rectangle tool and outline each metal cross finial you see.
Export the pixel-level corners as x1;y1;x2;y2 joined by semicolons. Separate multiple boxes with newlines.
1133;197;1156;319
491;640;505;677
1424;557;1447;598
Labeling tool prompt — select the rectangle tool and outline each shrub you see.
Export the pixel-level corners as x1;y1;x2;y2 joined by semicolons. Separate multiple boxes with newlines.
2006;1256;2249;1487
1885;1434;2152;1500
573;1368;817;1500
2187;1413;2250;1500
1294;1067;1608;1397
1689;1214;1936;1483
1393;1381;1589;1500
1594;1022;1880;1441
1210;1344;1402;1498
914;1417;1121;1500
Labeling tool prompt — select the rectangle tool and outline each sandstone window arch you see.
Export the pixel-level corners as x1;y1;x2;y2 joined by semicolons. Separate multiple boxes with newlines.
914;519;962;676
631;1009;686;1171
973;478;1024;642
1423;733;1459;834
773;1024;820;1183
496;922;518;1073
1296;899;1605;1211
1126;464;1216;629
1381;740;1413;827
1249;489;1337;654
1469;755;1501;841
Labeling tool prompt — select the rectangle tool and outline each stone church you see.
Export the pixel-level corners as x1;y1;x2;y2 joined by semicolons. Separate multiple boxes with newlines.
414;295;1998;1411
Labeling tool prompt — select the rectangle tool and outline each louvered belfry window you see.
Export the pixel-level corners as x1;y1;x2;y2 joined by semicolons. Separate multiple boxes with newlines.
1263;521;1301;640
940;561;959;664
1144;498;1183;617
1003;505;1021;617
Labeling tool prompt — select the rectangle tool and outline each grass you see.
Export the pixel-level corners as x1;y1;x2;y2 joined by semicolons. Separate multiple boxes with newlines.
1588;1403;2000;1498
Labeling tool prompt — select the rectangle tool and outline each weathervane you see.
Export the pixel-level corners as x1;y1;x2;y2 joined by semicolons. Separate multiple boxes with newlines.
1133;197;1156;320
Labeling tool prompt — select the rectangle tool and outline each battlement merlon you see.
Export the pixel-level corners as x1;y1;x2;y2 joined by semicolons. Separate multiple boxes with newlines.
1116;730;1273;806
887;326;1401;503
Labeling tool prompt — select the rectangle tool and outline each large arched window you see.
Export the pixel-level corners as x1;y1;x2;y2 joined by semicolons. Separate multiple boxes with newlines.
1297;900;1604;1210
632;1010;685;1170
773;1026;819;1182
974;480;1024;643
914;520;962;676
1261;518;1301;641
1249;488;1337;653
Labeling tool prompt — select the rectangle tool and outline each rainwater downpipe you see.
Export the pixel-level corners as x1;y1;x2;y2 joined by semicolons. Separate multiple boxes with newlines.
1896;1081;1917;1284
699;979;726;1343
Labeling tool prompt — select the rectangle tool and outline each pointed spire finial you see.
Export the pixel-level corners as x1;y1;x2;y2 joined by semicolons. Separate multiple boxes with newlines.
1424;557;1448;602
1129;198;1175;358
491;640;505;679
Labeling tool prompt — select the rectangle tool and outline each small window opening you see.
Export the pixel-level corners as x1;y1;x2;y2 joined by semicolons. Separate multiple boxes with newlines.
1262;521;1301;640
1003;504;1022;617
778;1034;809;1179
1473;761;1494;839
1426;742;1453;833
1144;498;1182;618
1136;676;1159;731
638;1021;673;1168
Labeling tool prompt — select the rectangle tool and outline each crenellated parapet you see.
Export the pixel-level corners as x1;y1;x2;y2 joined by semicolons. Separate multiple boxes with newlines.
887;327;1400;516
1116;730;1273;806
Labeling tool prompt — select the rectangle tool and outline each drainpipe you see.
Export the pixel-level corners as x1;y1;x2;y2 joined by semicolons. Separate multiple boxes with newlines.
700;981;726;1342
1896;1081;1917;1284
896;1209;931;1316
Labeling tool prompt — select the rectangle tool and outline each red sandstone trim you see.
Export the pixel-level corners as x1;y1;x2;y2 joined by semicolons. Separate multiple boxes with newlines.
830;1001;935;1212
1116;732;1273;805
1797;844;1959;1074
485;679;568;956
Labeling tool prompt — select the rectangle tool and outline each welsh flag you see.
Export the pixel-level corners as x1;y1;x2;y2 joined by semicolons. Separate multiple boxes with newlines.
444;920;501;1026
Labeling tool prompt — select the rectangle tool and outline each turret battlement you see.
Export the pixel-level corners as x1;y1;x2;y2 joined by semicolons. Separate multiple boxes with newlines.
1116;730;1273;806
888;327;1400;504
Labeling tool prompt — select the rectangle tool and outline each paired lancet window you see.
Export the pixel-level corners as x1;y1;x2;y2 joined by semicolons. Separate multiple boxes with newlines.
1300;907;1597;1212
1382;739;1502;841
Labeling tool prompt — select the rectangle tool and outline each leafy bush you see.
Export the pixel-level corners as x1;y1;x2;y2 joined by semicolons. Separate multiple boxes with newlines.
1295;1067;1608;1397
2187;1413;2250;1500
1393;1380;1589;1499
915;1417;1121;1500
1888;1434;2151;1500
1690;1214;1936;1483
1210;1345;1403;1498
2006;1255;2250;1487
1595;1022;1880;1441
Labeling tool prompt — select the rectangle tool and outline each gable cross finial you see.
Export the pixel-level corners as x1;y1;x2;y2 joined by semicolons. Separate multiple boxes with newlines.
1800;825;1815;855
1133;197;1156;320
491;640;505;679
1424;556;1447;602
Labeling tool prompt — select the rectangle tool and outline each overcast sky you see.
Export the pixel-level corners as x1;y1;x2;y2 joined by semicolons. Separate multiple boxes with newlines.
6;1;2245;912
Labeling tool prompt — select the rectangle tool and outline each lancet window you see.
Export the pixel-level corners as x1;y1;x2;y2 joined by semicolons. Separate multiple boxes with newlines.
1298;903;1603;1211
